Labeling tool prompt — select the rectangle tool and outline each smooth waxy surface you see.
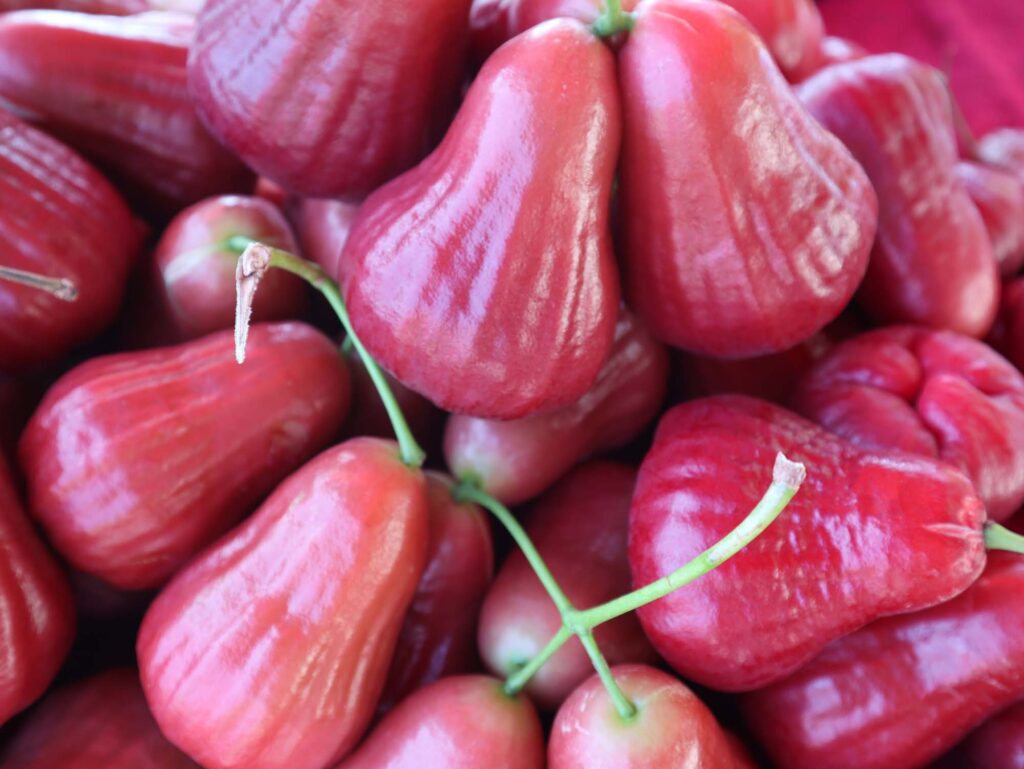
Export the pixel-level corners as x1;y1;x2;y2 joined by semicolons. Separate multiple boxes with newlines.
343;20;620;419
290;198;359;280
630;395;987;691
955;160;1024;276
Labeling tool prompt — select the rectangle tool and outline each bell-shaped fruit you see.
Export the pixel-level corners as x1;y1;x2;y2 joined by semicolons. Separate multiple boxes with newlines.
799;55;999;337
619;0;877;357
343;19;620;419
188;0;471;197
20;322;350;590
630;395;987;691
955;160;1024;276
138;438;429;769
445;309;667;505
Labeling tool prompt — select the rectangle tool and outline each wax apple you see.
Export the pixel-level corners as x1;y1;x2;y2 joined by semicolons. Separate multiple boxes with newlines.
343;350;444;445
139;439;429;769
0;10;253;215
630;395;987;691
0;108;141;371
377;473;494;714
343;19;620;419
336;676;544;769
0;669;199;768
795;326;1024;522
955;161;1024;276
20;322;350;590
0;457;75;727
445;309;667;506
978;128;1024;185
479;463;657;710
619;0;876;357
189;0;470;197
799;55;999;336
289;198;360;279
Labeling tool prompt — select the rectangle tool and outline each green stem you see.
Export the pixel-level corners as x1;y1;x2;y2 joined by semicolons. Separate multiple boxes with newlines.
984;522;1024;554
578;630;637;719
503;625;572;696
579;453;805;629
229;238;425;468
592;0;635;37
0;266;78;301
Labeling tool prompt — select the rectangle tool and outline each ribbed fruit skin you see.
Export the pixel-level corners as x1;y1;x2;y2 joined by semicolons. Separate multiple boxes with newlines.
0;107;140;371
0;669;200;768
138;438;429;769
0;10;253;215
19;322;351;590
188;0;471;197
0;456;75;728
799;54;999;337
619;0;877;357
343;19;621;419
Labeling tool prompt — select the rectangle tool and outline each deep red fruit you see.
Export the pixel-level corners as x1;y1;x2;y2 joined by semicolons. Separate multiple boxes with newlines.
992;278;1024;371
742;551;1024;769
188;0;470;197
721;0;825;80
962;701;1024;769
0;669;199;768
630;395;986;691
619;0;876;357
336;676;544;769
138;438;429;769
798;55;999;336
0;457;75;728
479;463;658;710
444;309;667;506
289;198;359;280
0;10;253;215
377;473;494;715
343;19;620;419
0;107;141;371
955;161;1024;276
795;326;1024;522
20;322;350;590
548;665;742;769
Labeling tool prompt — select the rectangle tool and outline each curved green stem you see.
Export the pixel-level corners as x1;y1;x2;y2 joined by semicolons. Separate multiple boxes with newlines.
0;266;78;301
592;0;635;37
503;625;572;696
984;522;1024;554
229;238;425;468
578;630;637;719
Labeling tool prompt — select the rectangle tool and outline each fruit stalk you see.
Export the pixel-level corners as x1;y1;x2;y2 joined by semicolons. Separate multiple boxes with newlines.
0;266;78;301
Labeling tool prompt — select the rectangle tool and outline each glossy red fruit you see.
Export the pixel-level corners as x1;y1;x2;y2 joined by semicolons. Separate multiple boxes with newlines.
619;0;876;358
0;10;253;215
289;198;359;280
978;128;1024;186
377;473;494;715
445;309;667;506
955;161;1024;276
20;322;350;590
0;0;203;11
479;463;657;710
188;0;470;198
336;676;544;769
795;326;1024;522
962;701;1024;769
798;34;867;77
0;669;199;768
722;0;825;80
139;195;305;344
549;665;741;769
742;551;1024;769
630;395;987;692
0;456;75;727
799;55;999;337
138;438;428;769
343;19;620;419
0;108;141;371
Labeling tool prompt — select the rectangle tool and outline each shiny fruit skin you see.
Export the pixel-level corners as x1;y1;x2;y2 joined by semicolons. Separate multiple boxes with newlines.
619;0;877;357
795;326;1024;522
377;473;495;715
0;669;199;768
630;395;987;691
188;0;471;197
549;665;739;769
798;54;999;337
444;308;668;506
289;197;360;280
479;463;658;710
0;107;141;371
0;456;75;727
138;438;429;769
342;19;620;419
955;160;1024;276
19;322;350;590
0;10;253;215
978;128;1024;186
336;675;545;769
